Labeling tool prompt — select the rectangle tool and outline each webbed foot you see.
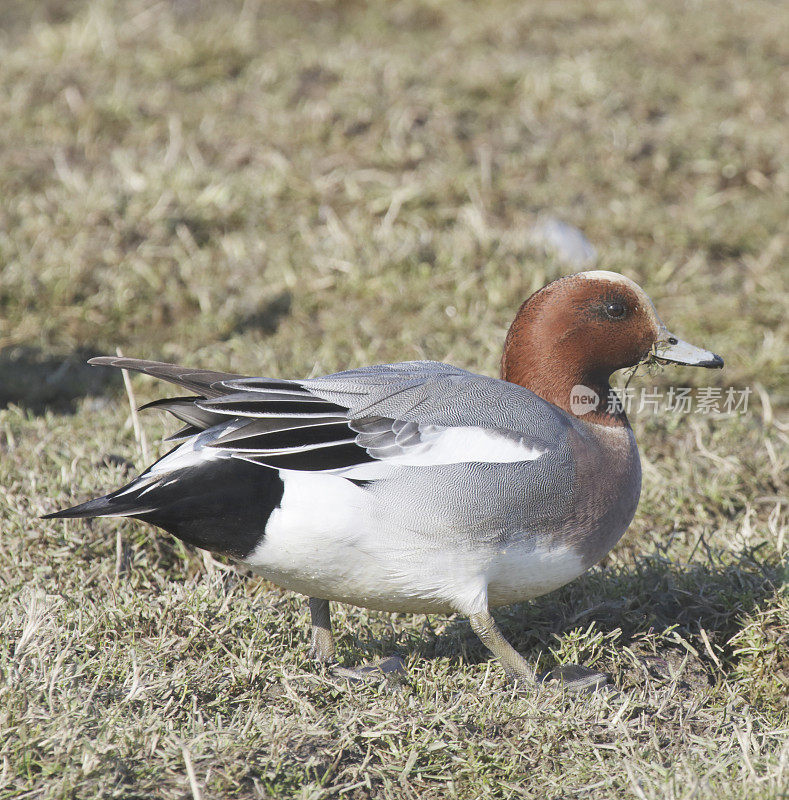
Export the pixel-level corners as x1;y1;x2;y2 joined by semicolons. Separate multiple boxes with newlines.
539;664;610;693
332;655;408;683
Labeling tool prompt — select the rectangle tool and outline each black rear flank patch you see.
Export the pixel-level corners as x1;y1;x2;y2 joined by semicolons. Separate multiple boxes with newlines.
132;458;284;559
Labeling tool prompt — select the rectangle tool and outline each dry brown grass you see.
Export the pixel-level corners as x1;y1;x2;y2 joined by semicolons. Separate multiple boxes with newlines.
1;1;787;798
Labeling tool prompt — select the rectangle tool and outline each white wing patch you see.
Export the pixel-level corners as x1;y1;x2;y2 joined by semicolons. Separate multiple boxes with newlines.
380;425;544;466
331;425;544;480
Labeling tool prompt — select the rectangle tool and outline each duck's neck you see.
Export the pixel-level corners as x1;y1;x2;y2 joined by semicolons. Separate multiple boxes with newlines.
500;314;629;429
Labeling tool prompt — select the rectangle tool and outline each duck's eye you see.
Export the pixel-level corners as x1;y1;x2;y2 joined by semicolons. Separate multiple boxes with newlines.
605;301;626;319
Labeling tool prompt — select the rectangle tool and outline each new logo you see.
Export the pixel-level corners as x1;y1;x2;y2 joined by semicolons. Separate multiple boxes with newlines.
569;385;599;415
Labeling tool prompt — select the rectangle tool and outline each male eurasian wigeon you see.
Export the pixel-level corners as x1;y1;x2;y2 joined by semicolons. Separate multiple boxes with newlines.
47;271;723;691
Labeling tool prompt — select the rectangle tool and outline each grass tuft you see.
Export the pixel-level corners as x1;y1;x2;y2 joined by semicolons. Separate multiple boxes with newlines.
1;0;787;797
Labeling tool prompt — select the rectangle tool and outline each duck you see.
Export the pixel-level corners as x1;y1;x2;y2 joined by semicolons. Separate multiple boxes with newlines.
46;270;723;691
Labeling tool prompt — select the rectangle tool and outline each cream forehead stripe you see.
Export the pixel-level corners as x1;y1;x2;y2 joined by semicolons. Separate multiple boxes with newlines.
571;270;663;329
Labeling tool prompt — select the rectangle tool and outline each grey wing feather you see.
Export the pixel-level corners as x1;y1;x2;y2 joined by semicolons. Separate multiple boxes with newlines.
139;397;226;430
89;357;246;398
90;357;569;472
302;361;569;444
216;361;570;466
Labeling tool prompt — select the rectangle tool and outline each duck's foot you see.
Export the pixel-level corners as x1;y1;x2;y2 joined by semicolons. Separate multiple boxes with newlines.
539;664;610;694
306;598;406;684
468;610;613;695
332;655;408;683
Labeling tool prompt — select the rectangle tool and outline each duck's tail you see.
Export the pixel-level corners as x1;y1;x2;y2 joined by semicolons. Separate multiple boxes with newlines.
43;493;133;519
43;454;285;560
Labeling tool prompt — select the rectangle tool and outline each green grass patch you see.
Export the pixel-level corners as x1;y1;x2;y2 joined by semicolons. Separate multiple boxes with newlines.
1;0;787;797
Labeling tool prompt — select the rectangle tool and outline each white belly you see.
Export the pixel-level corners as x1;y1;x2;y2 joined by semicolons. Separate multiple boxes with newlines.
485;541;587;608
245;471;587;615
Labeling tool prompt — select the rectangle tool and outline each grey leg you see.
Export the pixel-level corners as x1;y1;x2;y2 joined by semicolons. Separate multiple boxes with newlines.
308;597;335;663
469;610;608;693
307;597;406;682
469;610;535;684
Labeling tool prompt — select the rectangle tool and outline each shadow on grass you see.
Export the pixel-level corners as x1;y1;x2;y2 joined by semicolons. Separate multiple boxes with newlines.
230;290;292;338
0;346;121;413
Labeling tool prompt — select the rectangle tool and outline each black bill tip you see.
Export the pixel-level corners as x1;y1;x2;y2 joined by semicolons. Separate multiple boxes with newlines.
699;353;724;369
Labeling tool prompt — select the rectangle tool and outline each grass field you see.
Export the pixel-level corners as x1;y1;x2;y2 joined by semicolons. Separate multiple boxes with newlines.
1;0;787;797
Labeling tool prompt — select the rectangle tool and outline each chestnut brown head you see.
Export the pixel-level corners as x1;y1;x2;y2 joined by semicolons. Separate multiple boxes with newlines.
501;271;723;425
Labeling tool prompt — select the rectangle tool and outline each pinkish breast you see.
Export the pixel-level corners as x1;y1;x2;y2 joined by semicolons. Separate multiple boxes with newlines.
564;422;642;569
